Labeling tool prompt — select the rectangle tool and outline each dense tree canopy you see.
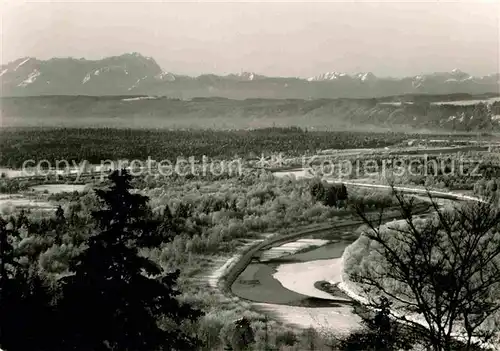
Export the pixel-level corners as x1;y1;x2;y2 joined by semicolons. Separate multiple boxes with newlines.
0;128;422;167
0;170;204;351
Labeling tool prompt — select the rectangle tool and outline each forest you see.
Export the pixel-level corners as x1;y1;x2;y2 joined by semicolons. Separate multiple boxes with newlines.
0;128;414;167
0;127;490;168
1;95;499;131
1;125;500;350
0;168;408;351
2;164;499;350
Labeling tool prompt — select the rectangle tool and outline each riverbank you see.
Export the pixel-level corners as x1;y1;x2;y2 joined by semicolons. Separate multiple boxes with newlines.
214;181;489;345
337;205;500;350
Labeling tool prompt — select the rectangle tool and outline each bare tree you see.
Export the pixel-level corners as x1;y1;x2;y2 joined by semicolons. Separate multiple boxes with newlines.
349;190;500;351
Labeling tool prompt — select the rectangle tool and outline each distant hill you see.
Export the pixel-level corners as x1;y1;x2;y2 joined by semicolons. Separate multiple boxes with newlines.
1;53;499;98
2;95;499;131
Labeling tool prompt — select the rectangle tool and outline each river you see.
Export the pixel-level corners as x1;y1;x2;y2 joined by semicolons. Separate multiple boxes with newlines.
227;169;488;337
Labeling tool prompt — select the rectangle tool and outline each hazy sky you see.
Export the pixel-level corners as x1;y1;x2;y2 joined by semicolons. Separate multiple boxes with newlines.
1;0;499;77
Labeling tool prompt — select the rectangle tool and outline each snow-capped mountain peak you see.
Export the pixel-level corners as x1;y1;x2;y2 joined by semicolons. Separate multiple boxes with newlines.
356;72;376;82
18;69;40;87
1;53;163;95
237;72;257;81
155;71;176;82
14;57;32;71
308;72;348;81
223;71;262;81
308;71;376;82
1;54;499;97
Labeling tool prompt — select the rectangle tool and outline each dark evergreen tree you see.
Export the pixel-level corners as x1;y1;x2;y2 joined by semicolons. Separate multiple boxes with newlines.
338;184;348;201
53;205;66;245
0;218;58;351
0;272;58;351
0;217;14;301
55;205;64;221
310;178;326;202
322;186;338;207
13;209;28;230
58;169;202;351
223;317;255;351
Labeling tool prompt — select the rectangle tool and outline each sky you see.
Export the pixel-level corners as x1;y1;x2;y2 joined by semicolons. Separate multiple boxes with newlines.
1;0;499;78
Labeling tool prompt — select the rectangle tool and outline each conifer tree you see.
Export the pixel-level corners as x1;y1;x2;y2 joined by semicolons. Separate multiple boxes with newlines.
58;170;202;350
0;218;57;351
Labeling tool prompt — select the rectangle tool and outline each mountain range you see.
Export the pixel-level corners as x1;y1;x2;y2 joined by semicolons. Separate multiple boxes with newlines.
1;52;499;98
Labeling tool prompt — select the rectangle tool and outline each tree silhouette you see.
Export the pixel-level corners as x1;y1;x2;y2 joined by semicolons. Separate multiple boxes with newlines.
0;218;58;351
310;178;326;202
55;205;65;223
58;169;202;350
323;185;338;207
352;189;500;350
222;317;255;351
0;218;14;297
53;205;66;245
310;180;349;208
